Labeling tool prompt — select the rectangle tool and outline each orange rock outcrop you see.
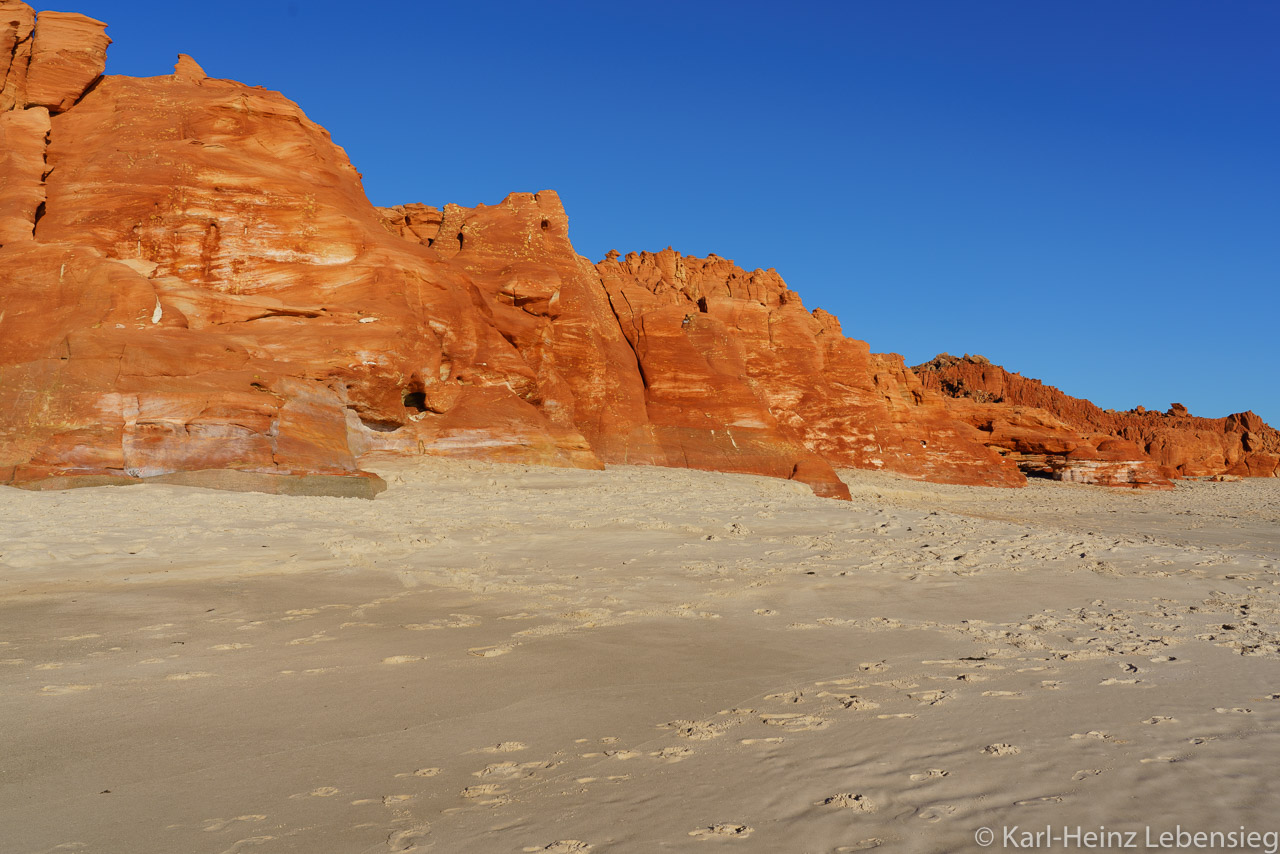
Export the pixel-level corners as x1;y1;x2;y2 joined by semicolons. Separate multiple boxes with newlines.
1;3;108;112
916;354;1279;484
0;3;1271;498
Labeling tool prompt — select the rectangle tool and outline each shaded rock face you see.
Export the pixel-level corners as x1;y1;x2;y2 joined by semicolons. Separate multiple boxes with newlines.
917;354;1279;484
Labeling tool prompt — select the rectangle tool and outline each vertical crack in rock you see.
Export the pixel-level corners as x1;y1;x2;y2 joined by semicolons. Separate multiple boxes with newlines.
0;104;51;244
602;284;649;390
0;3;36;111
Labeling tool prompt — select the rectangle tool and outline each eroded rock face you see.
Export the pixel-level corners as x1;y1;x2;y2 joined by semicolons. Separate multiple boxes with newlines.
0;104;49;244
379;199;853;498
1;4;1269;498
917;354;1278;482
592;250;1022;493
0;1;37;111
938;397;1174;490
1;48;600;496
0;3;108;113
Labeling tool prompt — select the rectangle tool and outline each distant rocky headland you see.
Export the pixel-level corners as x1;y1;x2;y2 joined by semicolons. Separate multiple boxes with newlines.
2;3;1275;498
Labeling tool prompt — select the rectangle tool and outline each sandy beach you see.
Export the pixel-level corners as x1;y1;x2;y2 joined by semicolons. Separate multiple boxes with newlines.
3;462;1278;853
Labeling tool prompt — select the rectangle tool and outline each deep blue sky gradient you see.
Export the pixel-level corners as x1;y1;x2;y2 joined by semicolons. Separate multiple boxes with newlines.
74;1;1279;423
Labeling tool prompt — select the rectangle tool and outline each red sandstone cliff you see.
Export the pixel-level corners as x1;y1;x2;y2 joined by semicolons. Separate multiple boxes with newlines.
0;3;1270;498
916;354;1279;483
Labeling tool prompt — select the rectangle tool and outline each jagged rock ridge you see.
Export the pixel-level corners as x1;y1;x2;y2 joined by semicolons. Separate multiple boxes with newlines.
916;354;1279;485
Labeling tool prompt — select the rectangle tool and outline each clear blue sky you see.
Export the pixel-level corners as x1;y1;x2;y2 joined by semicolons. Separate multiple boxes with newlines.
77;1;1279;424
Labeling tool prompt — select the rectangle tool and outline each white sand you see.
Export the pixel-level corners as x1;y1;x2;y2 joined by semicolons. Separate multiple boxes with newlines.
2;462;1278;853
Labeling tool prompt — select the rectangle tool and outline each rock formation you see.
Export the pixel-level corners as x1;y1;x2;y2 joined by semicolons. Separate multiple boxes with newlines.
0;2;1271;498
916;354;1279;484
1;3;109;112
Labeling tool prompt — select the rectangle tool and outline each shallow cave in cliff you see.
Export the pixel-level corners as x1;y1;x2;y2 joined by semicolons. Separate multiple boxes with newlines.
358;416;402;433
403;391;428;413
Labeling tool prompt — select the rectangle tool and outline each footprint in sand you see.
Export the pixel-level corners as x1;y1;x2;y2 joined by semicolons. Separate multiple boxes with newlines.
1072;770;1103;781
474;760;557;779
876;713;916;720
1015;795;1064;806
523;842;591;853
833;695;879;711
394;768;442;778
815;678;865;688
764;690;804;704
288;633;333;646
382;655;425;664
40;684;93;695
1142;716;1177;725
817;793;876;812
916;804;957;822
473;742;527;754
982;743;1021;756
753;609;777;617
1140;756;1180;764
211;644;252;651
387;825;432;852
166;672;215;681
665;720;730;740
1214;707;1252;714
601;748;640;760
983;691;1022;698
468;645;512;658
909;769;949;782
908;690;951;705
460;784;508;803
740;737;784;745
202;815;267;833
877;679;918;690
1070;731;1113;741
834;840;884;852
217;837;275;854
689;824;753;840
288;787;339;799
859;662;887;673
760;713;828;731
650;747;693;762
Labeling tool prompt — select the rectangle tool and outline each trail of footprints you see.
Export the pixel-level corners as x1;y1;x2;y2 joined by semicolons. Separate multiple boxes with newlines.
19;482;1279;851
41;612;1276;851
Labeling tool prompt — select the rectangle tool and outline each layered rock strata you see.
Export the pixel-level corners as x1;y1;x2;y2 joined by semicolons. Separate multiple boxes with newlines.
917;354;1279;484
1;2;1270;498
